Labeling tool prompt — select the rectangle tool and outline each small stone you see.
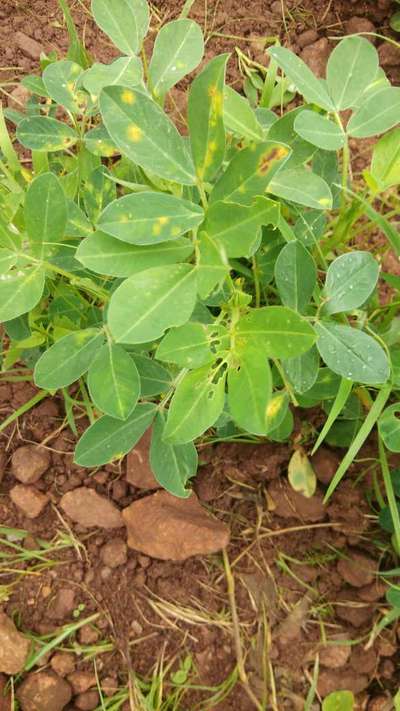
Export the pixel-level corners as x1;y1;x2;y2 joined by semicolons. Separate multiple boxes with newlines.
60;487;123;529
317;670;369;698
67;672;96;695
270;1;282;13
319;636;351;669
267;480;325;522
100;538;127;568
126;429;159;490
0;612;30;674
78;625;99;645
368;698;392;711
311;448;339;485
10;485;49;519
301;38;330;78
12;445;50;484
345;17;376;39
297;30;319;49
138;554;151;568
93;471;108;485
100;566;112;580
101;677;118;697
75;690;100;711
8;85;31;111
336;601;373;628
112;480;127;500
17;672;72;711
358;580;386;602
15;31;43;60
337;551;375;588
50;653;75;677
349;646;377;675
378;43;400;67
122;490;230;560
47;588;76;620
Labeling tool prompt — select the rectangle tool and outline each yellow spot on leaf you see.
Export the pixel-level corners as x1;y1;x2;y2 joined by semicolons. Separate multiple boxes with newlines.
318;197;331;207
152;222;162;236
158;216;169;226
127;124;142;142
67;81;75;92
171;226;181;236
121;89;136;105
266;396;284;419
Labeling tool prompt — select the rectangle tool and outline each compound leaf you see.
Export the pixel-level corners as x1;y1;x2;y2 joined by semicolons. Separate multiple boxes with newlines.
327;36;379;110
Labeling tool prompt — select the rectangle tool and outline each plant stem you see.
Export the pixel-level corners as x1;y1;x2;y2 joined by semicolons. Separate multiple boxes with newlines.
252;256;261;308
379;436;400;554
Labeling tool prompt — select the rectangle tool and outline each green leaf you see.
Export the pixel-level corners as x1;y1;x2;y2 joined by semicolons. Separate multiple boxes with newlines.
268;46;334;111
98;191;203;245
66;200;94;238
21;75;49;97
42;59;84;113
108;264;197;343
236;306;316;359
91;0;149;55
379;403;400;453
0;249;16;274
288;448;316;498
25;172;67;258
100;86;196;184
274;241;316;313
347;87;400;138
268;407;294;442
76;231;193;277
370;127;400;190
391;10;400;31
265;392;289;433
327;36;379;110
82;57;143;98
228;345;272;435
283;346;319;394
134;354;172;396
149;19;204;99
34;329;104;389
196;231;229;299
294;110;345;151
322;690;354;711
210;141;290;206
268;108;316;168
17;116;78;152
164;364;226;444
294;210;326;248
323;251;379;315
150;412;197;497
315;321;390;385
223;86;264;142
188;54;229;182
268;168;332;209
0;265;45;322
156;322;217;368
204;196;279;258
87;343;140;420
75;402;156;467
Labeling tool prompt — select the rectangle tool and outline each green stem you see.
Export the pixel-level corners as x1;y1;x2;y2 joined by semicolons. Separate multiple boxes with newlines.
252;256;261;308
379;436;400;555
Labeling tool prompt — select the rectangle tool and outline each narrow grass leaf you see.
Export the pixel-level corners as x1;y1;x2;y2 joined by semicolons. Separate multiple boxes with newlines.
311;377;353;454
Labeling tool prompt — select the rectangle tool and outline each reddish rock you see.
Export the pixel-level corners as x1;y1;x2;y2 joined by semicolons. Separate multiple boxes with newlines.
100;538;127;568
301;38;330;77
297;29;319;49
350;646;377;675
0;613;30;674
75;690;100;710
337;551;376;588
378;43;400;67
50;653;75;677
10;484;49;519
47;588;76;620
358;580;387;602
15;31;43;60
319;635;351;669
67;672;96;695
126;429;159;490
60;488;123;529
336;598;373;628
17;672;71;711
311;448;339;485
0;674;11;711
345;17;376;39
122;490;230;560
267;480;326;522
0;451;6;484
317;669;369;698
78;625;99;645
12;445;50;484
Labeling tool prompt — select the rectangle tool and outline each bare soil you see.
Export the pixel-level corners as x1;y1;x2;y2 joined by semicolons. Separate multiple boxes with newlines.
1;1;400;709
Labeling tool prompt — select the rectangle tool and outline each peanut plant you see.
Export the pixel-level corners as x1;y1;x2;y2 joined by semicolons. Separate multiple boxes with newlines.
0;0;400;506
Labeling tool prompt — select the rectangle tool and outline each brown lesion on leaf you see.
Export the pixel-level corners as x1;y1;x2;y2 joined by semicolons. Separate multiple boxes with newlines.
258;146;289;175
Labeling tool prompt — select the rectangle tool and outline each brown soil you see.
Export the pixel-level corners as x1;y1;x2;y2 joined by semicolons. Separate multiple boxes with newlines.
1;1;400;710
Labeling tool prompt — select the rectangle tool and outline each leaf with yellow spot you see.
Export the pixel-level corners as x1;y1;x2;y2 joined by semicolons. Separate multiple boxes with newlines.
149;19;204;99
188;54;229;182
210;141;291;206
97;191;203;245
204;196;279;258
84;125;118;157
83;166;116;223
288;448;317;498
17;116;78;152
196;231;229;299
223;86;264;143
43;60;85;114
100;86;196;185
91;0;149;55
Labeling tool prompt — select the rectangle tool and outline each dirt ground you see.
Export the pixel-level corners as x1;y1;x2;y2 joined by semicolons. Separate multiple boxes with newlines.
1;1;400;710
